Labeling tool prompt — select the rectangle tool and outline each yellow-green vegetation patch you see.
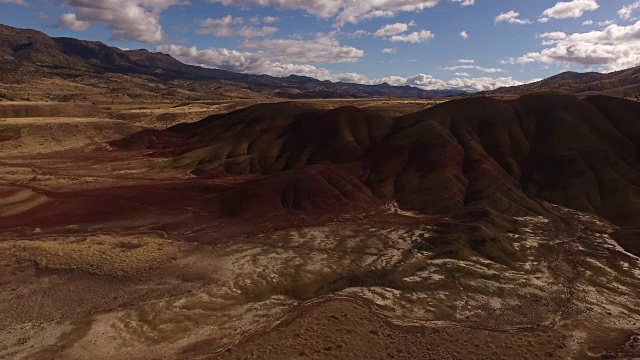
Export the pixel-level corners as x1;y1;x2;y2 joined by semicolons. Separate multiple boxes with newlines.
0;234;188;276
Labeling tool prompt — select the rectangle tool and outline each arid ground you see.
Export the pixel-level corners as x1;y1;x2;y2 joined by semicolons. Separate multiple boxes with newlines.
1;99;640;360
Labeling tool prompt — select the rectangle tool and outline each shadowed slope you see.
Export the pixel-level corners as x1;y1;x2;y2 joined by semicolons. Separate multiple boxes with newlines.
114;94;640;231
5;94;633;255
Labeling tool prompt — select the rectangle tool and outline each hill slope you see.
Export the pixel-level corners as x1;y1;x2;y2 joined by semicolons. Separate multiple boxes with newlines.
113;93;640;251
485;67;640;99
0;24;460;102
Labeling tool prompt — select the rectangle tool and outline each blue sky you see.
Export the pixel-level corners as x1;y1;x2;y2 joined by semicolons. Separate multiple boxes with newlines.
1;0;639;91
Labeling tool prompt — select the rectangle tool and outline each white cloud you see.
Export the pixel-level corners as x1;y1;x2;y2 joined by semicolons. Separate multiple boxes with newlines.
382;48;397;53
449;0;474;6
155;44;335;80
333;72;371;84
582;20;593;25
389;30;434;43
0;0;26;5
460;30;468;39
250;16;279;24
454;72;470;76
372;21;433;44
500;57;516;65
512;20;640;70
197;16;278;38
359;74;529;92
236;26;278;38
346;29;370;38
495;11;531;25
197;15;243;36
596;19;615;26
374;21;415;37
537;31;567;45
262;16;279;23
458;59;474;63
539;0;599;23
157;43;528;92
442;65;505;73
58;13;91;31
241;33;364;63
207;0;440;25
55;0;188;43
619;1;640;20
156;44;274;74
444;76;527;91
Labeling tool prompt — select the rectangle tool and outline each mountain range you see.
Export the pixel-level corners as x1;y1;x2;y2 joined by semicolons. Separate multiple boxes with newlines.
3;23;640;102
0;24;461;102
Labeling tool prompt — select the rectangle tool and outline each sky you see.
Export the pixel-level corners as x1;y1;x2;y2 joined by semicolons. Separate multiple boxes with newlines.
1;0;639;91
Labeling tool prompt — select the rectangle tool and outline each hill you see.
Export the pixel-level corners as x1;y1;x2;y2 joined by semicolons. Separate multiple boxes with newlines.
0;24;460;102
484;67;640;99
113;93;640;254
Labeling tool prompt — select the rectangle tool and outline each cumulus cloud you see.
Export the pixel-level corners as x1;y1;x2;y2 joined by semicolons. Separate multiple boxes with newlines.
357;74;526;92
250;16;279;24
582;20;594;25
511;20;640;70
207;0;440;25
58;13;91;31
597;19;615;26
55;0;188;43
241;33;364;63
499;57;516;65
539;0;599;23
444;76;526;91
449;0;474;6
236;26;278;38
346;29;370;38
374;21;415;37
389;30;434;43
197;15;243;36
157;43;528;92
454;72;470;76
372;21;433;44
196;16;278;38
619;1;640;20
495;11;531;25
460;30;468;39
537;31;568;45
382;48;397;53
156;44;273;74
442;65;505;73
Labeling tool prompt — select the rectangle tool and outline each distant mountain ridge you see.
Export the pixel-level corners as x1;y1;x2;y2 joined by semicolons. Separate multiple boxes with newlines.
0;24;462;102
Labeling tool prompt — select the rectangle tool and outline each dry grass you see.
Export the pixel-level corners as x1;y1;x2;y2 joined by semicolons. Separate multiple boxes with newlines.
0;117;142;155
0;234;188;276
100;103;177;111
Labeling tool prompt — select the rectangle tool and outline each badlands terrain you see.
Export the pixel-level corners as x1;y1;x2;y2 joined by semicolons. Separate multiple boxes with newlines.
1;94;640;360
